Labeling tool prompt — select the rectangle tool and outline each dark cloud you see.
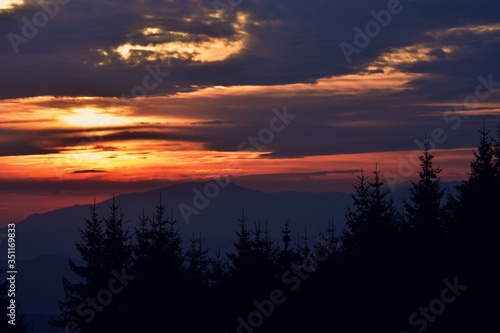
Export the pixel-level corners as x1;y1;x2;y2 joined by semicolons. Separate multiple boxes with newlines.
0;141;58;156
72;169;107;174
1;0;499;100
1;0;499;161
0;178;176;195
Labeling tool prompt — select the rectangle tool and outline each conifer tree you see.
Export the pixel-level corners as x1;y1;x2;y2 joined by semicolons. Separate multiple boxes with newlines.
127;195;184;331
451;123;500;333
297;227;310;259
55;198;134;332
227;209;253;281
225;210;281;326
345;168;370;233
102;196;131;273
224;210;256;322
343;165;397;258
185;232;211;287
209;247;228;288
55;199;106;332
494;120;500;184
317;220;338;261
366;164;397;231
252;220;278;276
149;196;183;274
466;123;496;190
278;221;298;270
457;122;498;233
404;139;444;238
132;208;151;274
314;221;339;274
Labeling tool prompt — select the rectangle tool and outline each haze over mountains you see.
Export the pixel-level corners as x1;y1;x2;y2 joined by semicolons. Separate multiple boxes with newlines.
0;180;460;330
8;181;353;261
1;181;354;326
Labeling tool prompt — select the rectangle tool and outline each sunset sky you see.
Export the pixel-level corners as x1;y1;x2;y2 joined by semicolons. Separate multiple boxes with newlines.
1;0;500;224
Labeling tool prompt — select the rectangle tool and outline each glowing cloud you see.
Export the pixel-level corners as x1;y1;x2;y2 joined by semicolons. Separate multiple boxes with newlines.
111;13;249;64
59;108;130;128
181;71;420;98
368;23;500;72
0;0;24;11
429;23;500;38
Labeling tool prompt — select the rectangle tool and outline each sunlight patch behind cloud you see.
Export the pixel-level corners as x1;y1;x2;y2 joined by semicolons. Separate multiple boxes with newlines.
111;13;249;64
0;0;24;10
367;23;500;72
60;108;129;128
182;71;421;98
429;23;500;38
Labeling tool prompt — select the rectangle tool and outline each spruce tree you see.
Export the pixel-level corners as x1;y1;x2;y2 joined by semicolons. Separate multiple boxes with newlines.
55;198;134;332
225;210;280;328
366;164;397;232
132;208;151;274
209;247;228;288
278;221;298;270
342;165;397;259
457;123;498;234
466;124;496;190
404;139;444;238
98;197;132;330
252;220;279;280
185;233;210;287
227;209;253;282
453;123;500;331
129;195;184;331
342;168;370;258
55;200;106;333
102;197;131;273
183;233;212;330
494;121;500;186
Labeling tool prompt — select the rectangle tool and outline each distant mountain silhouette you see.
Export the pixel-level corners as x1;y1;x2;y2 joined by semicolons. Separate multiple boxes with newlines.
8;181;355;260
0;180;460;318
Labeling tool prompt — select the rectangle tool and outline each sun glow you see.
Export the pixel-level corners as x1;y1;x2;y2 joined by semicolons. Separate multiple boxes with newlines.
59;108;129;127
0;0;24;10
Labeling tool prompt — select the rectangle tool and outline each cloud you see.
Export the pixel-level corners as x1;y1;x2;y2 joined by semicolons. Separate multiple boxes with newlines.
0;141;58;156
1;0;500;171
1;0;499;100
72;169;107;174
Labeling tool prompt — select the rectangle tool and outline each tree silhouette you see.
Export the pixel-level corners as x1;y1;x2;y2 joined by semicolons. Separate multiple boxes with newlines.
277;221;299;270
342;167;370;259
102;196;131;272
343;165;397;260
127;194;185;331
185;232;210;287
50;131;500;333
209;247;228;288
456;123;498;236
54;199;106;332
494;120;500;188
404;139;445;239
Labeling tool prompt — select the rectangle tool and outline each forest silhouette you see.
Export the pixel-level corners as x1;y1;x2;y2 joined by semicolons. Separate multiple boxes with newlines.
3;125;496;332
